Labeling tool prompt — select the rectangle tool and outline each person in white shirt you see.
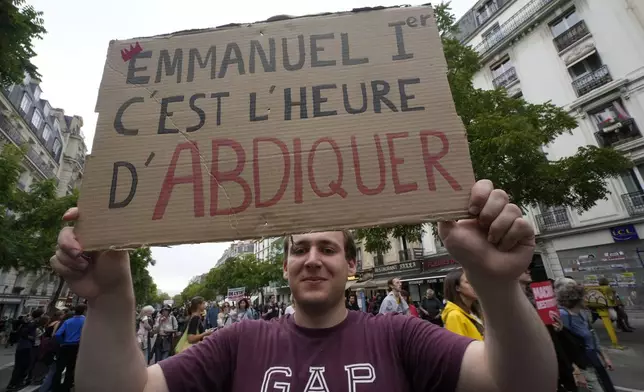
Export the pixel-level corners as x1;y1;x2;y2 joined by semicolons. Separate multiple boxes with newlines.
285;296;296;316
152;306;177;363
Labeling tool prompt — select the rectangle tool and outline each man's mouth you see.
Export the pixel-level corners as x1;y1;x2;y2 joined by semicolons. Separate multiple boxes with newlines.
302;277;327;282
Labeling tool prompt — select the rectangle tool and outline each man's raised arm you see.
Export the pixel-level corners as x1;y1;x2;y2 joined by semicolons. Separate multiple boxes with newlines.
438;180;557;392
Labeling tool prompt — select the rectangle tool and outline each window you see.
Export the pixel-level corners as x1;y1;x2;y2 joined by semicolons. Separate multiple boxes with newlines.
42;125;52;142
550;9;581;38
621;170;642;194
44;103;51;117
482;23;503;46
53;138;62;156
31;111;43;129
476;0;499;25
568;53;602;80
591;100;640;147
491;58;513;79
20;94;32;112
374;253;384;266
53;119;61;135
33;86;41;101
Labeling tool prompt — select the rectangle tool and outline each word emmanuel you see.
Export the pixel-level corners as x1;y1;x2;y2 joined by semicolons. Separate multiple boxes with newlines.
124;14;432;85
108;131;462;219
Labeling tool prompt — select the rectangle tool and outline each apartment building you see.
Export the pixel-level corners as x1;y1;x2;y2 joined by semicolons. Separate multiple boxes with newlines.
214;240;256;268
450;0;644;308
0;75;88;317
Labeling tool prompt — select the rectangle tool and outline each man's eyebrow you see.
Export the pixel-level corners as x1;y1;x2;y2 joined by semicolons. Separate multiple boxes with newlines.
291;239;311;247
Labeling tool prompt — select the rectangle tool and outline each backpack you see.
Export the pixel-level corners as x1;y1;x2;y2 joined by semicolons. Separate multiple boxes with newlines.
558;309;590;370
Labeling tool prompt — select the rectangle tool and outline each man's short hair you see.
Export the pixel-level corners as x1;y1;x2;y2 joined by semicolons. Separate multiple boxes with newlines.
74;303;87;315
283;231;357;261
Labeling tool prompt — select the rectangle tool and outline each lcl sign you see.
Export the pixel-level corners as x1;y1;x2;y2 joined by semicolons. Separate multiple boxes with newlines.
610;224;639;242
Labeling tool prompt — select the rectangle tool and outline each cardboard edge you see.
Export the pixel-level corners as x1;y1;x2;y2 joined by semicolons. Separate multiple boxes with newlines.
78;210;471;251
107;4;432;43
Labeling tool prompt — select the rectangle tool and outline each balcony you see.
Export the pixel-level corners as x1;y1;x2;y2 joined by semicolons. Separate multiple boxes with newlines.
26;148;56;179
572;65;612;97
0;113;25;145
594;118;641;148
622;192;644;216
474;0;557;57
535;208;571;232
553;20;590;52
493;67;518;89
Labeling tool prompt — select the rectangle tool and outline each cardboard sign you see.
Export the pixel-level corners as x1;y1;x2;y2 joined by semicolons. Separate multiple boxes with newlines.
227;287;246;301
530;281;558;325
76;6;475;250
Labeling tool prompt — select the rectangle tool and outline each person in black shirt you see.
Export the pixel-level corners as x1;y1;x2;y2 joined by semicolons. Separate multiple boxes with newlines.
262;295;279;320
186;297;213;344
419;288;444;326
346;294;360;311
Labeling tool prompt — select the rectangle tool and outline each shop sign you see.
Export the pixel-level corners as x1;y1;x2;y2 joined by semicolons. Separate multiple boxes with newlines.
373;261;420;277
25;299;48;308
422;258;458;271
610;225;639;242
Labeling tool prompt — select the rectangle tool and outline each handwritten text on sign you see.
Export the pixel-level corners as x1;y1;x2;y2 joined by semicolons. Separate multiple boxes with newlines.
76;6;475;250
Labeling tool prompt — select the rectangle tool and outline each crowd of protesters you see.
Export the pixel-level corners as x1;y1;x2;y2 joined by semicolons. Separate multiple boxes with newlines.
367;270;630;392
4;303;86;392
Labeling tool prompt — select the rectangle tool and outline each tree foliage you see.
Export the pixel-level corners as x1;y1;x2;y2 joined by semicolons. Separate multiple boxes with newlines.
0;0;46;87
0;144;76;271
180;239;287;301
356;2;631;254
129;247;160;306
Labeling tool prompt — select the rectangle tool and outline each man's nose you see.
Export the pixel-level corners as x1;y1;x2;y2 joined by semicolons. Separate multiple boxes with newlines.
303;247;323;266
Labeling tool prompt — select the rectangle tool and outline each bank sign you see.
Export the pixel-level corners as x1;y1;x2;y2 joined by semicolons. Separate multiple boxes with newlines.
374;261;421;277
610;224;639;242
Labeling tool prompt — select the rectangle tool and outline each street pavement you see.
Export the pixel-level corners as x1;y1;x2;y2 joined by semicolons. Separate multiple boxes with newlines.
595;311;644;392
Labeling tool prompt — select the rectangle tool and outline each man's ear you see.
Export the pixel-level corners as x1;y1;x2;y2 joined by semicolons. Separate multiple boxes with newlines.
283;255;288;280
347;258;357;277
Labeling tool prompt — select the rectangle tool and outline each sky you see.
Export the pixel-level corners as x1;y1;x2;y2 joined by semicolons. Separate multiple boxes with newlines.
26;0;476;295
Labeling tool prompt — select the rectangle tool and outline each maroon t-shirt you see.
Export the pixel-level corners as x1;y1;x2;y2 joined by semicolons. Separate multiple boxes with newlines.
159;310;472;391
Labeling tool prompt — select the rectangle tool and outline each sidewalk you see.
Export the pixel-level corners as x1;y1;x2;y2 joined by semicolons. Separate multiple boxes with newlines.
595;314;644;392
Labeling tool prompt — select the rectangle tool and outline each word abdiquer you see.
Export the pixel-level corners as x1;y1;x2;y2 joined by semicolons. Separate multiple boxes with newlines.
108;131;462;219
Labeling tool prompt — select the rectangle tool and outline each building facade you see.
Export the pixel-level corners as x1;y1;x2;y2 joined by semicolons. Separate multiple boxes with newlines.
0;74;88;317
214;240;256;268
454;0;644;308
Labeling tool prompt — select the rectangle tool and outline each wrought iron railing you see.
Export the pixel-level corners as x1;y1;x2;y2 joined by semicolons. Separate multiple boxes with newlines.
594;119;640;147
474;0;556;56
553;20;590;52
572;65;612;96
0;113;25;145
622;192;644;216
493;67;518;89
26;148;56;179
535;208;571;232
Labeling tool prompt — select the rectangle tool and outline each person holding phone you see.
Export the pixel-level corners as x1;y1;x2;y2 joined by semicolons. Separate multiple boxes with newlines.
186;298;213;344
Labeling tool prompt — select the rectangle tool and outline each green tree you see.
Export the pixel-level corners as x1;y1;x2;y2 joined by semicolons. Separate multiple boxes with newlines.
355;3;631;255
0;0;46;87
0;144;76;313
129;247;158;305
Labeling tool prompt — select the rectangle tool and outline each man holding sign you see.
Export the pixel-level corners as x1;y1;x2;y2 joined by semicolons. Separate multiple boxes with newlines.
51;180;556;392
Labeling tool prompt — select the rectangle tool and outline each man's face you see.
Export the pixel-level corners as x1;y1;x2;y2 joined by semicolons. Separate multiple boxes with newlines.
284;232;356;310
349;295;356;304
391;278;402;292
269;296;275;304
426;289;434;298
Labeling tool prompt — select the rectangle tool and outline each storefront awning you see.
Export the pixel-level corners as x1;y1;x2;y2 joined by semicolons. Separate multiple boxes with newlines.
364;278;389;289
401;268;458;284
345;280;357;290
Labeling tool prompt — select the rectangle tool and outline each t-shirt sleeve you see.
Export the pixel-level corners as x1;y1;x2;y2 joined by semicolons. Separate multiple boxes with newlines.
158;323;239;392
186;316;200;335
394;315;474;392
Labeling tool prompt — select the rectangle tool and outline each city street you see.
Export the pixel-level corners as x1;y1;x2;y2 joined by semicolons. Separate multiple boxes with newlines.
595;312;644;392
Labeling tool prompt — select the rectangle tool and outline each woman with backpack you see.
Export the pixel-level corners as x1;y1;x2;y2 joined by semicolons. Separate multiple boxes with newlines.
151;305;178;363
555;278;617;392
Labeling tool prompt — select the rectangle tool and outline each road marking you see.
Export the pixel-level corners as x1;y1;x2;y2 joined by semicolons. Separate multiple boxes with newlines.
0;361;14;370
616;387;644;392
